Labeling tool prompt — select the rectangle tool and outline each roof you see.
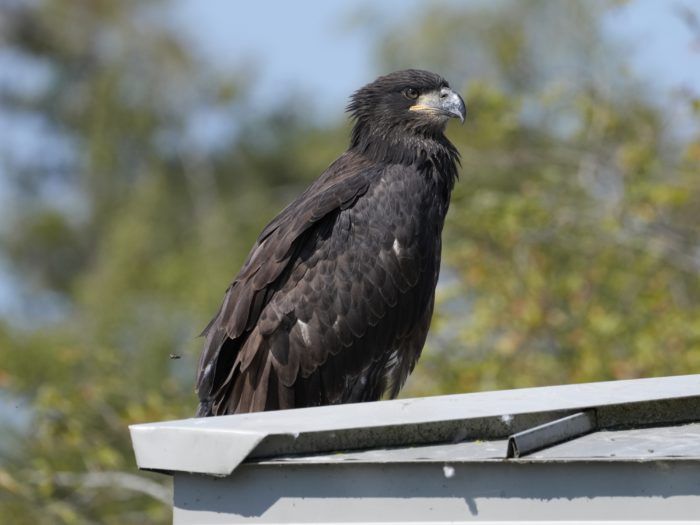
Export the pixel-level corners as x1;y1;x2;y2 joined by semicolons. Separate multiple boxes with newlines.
129;374;700;476
259;421;700;466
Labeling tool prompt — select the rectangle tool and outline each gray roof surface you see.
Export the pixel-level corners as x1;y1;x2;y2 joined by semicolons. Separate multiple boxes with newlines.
260;422;700;465
129;374;700;476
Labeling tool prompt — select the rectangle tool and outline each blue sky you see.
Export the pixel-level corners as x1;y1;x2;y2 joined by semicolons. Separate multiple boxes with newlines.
172;0;700;118
172;0;419;118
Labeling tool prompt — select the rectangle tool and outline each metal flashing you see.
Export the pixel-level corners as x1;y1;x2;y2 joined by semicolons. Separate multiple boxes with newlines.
506;410;597;458
129;374;700;476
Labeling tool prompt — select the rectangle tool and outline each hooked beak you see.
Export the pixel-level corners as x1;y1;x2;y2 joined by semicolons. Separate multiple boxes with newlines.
409;87;466;123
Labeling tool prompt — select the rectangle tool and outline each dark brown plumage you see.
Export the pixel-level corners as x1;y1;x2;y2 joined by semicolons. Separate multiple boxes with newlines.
195;69;465;415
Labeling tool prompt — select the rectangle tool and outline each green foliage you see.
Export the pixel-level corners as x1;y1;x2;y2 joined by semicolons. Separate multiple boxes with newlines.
392;2;700;396
0;1;343;522
0;0;698;523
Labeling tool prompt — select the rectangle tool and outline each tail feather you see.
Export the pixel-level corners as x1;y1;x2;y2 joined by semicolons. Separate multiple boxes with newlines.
195;400;213;417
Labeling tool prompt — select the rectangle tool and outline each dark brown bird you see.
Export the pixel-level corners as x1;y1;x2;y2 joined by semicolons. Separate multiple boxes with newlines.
195;69;465;415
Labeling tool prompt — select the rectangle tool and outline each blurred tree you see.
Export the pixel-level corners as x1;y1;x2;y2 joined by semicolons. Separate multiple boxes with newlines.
0;0;345;523
0;0;698;523
377;1;700;395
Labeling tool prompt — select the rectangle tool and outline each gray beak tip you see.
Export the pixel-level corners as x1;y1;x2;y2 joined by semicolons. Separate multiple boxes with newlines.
443;89;466;124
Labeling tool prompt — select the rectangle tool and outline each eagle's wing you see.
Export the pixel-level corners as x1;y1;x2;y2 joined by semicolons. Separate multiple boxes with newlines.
196;153;373;412
196;154;436;415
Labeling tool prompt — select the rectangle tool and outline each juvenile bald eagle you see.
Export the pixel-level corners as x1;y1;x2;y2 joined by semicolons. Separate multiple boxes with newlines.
196;69;465;416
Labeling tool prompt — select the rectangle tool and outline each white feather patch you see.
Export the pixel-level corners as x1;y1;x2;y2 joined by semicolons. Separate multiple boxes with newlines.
297;320;311;346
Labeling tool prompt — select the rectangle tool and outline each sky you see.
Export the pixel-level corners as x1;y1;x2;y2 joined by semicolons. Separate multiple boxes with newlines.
171;0;700;118
169;0;418;148
172;0;422;118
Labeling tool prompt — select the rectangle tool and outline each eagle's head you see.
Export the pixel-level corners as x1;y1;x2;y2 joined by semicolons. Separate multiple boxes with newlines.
347;69;466;141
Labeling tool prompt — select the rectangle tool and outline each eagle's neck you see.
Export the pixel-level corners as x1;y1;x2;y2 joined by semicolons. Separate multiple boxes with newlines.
349;123;460;189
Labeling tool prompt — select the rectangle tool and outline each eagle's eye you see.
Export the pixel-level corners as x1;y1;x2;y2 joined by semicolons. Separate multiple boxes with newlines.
403;87;419;100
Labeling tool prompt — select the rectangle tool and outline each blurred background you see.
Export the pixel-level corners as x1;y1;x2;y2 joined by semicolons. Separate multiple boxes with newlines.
1;0;699;522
